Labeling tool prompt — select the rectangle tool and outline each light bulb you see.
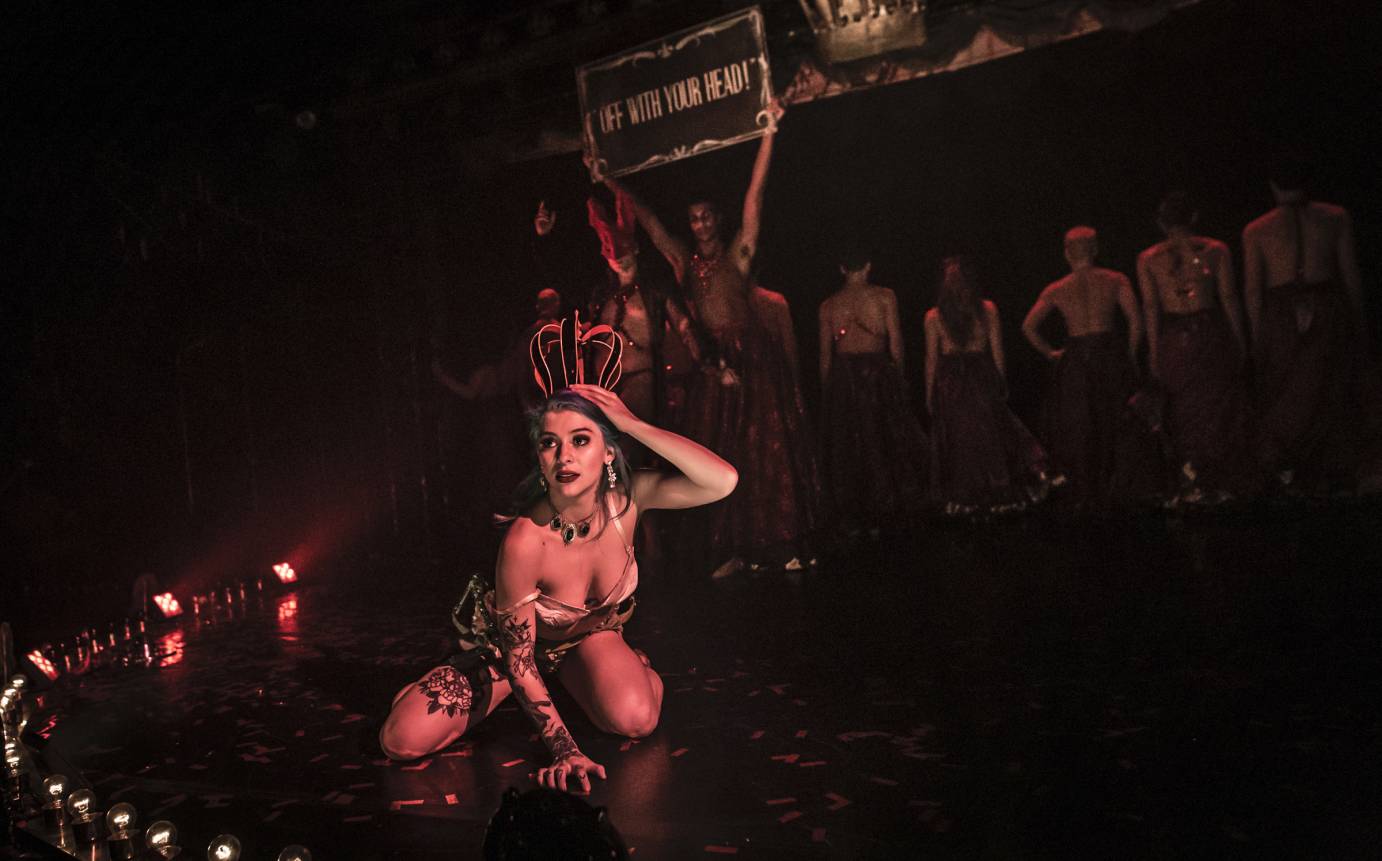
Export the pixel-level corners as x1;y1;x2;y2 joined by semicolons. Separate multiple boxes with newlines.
106;801;137;834
4;750;20;771
42;774;68;801
9;675;29;692
277;845;312;861
146;820;178;848
207;834;242;861
66;787;95;817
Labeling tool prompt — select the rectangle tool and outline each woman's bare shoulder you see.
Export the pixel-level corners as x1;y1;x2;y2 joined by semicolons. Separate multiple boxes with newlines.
499;514;548;566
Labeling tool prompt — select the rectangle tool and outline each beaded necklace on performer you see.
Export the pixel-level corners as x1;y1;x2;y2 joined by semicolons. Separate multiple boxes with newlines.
690;250;721;285
608;282;640;349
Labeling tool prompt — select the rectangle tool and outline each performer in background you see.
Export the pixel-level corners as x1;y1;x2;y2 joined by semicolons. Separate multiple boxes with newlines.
1243;162;1366;492
926;256;1048;509
604;101;822;575
1023;227;1162;506
750;276;802;390
380;319;737;794
585;188;707;564
1137;192;1257;500
585;188;702;435
432;288;562;528
818;245;926;528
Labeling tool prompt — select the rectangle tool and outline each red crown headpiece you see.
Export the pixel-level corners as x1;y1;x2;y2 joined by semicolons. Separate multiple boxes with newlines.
587;189;638;261
529;311;623;399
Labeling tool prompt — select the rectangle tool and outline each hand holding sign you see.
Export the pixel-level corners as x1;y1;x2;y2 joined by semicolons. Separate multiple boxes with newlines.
577;8;774;180
763;97;785;133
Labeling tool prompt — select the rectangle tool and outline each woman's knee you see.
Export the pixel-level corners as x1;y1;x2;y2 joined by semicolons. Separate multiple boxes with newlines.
379;713;432;761
379;666;485;760
599;688;661;738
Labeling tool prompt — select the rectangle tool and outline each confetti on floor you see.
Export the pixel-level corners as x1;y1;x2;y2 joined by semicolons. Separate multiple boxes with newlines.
389;799;424;811
31;502;1382;858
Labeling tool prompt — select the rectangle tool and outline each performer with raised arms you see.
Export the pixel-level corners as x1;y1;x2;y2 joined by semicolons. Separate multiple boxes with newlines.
598;100;822;575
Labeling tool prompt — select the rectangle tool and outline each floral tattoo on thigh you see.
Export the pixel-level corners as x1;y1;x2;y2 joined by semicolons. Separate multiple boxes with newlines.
417;667;473;718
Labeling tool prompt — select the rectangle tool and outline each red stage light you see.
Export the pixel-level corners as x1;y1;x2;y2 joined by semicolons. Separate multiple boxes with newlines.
157;631;185;667
277;596;299;635
152;592;183;618
26;650;58;681
273;563;298;584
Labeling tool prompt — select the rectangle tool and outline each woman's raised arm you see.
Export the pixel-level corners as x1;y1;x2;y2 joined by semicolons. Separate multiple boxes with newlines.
569;384;736;510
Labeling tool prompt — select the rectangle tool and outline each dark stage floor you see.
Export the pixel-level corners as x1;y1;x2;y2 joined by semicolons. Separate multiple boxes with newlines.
19;501;1382;859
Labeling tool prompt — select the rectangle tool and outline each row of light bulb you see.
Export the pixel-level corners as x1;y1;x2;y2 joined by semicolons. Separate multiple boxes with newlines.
2;674;31;745
40;774;311;859
28;570;291;683
6;675;309;861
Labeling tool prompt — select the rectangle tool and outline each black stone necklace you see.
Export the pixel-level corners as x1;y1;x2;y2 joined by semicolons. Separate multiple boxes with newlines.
550;506;598;545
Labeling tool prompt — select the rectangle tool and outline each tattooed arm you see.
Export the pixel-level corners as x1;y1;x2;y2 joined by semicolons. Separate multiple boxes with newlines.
494;525;606;792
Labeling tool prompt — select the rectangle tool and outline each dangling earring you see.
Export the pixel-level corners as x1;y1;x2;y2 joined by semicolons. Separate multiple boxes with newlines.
540;475;548;491
606;462;617;488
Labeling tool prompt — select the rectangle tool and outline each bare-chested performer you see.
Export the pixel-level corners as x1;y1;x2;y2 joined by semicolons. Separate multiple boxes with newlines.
1024;226;1161;505
584;189;702;434
819;245;926;528
1243;162;1366;492
600;102;822;575
1137;192;1258;499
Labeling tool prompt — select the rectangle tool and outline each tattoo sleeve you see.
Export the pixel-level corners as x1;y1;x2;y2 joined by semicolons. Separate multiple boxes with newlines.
545;726;580;761
497;613;539;680
495;607;581;760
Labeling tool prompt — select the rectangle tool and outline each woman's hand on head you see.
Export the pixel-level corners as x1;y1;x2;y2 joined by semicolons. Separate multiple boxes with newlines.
569;384;640;433
535;752;606;795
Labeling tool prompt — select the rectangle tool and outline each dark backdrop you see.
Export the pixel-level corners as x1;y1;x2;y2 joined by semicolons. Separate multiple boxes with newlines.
3;0;1379;645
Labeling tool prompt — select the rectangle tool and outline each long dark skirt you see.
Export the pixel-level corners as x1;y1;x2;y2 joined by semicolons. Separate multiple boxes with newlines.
1158;310;1259;494
1042;333;1164;505
1255;279;1362;489
823;352;927;522
682;319;824;561
929;351;1046;506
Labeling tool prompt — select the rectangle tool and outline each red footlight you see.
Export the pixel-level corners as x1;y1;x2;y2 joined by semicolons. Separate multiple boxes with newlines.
152;592;183;618
273;563;298;584
26;650;58;681
156;631;185;667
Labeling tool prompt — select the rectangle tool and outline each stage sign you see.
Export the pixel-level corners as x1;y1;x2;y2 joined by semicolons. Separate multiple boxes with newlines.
577;7;774;181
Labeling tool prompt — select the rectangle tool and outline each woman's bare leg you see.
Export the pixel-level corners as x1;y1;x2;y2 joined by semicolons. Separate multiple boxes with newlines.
379;664;511;760
558;631;663;738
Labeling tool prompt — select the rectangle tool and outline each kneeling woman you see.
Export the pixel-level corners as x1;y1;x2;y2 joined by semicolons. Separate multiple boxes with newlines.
380;381;736;793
